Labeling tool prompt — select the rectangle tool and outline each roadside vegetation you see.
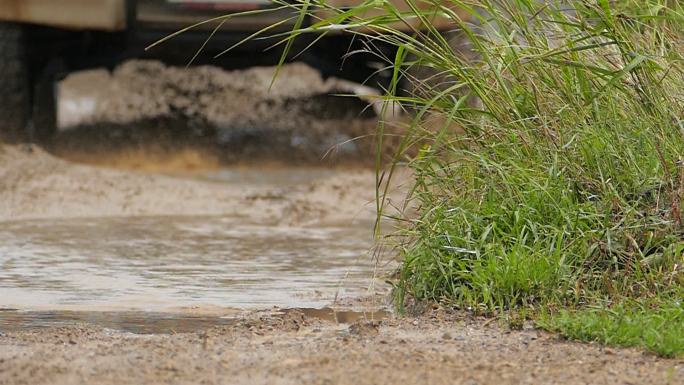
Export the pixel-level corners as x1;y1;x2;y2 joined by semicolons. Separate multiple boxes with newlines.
386;0;683;356
304;0;683;356
185;0;684;356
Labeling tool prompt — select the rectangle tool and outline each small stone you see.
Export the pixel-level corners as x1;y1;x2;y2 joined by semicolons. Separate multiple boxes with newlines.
441;332;452;340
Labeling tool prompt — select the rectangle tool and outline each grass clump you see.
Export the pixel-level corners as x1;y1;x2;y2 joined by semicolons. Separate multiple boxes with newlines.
540;299;684;357
384;0;684;311
379;0;684;355
242;0;684;354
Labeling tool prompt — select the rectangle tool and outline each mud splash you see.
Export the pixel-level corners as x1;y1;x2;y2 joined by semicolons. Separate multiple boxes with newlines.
53;61;381;164
57;61;380;129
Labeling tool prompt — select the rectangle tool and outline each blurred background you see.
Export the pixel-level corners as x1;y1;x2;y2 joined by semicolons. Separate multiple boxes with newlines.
0;0;399;320
0;0;396;166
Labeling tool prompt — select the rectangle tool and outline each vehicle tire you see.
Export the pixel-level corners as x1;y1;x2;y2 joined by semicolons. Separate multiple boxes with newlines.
30;59;59;142
0;23;31;142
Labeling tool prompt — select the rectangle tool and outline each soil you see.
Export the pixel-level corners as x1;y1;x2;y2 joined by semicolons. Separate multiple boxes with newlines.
1;309;682;385
0;144;394;224
53;61;384;164
1;145;682;384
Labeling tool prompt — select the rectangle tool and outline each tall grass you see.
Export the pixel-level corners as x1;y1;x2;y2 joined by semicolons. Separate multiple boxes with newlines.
175;0;684;354
273;0;684;304
387;1;684;312
288;0;683;354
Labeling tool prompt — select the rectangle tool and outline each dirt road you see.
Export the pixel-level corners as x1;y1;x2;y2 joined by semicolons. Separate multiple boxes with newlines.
0;144;382;224
2;309;682;385
1;146;682;384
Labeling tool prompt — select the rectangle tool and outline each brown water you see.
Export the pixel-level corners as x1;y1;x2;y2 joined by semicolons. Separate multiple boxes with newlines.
0;216;388;314
0;308;390;334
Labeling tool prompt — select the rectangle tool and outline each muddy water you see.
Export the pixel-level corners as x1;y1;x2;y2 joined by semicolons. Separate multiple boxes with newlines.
196;167;343;186
0;216;386;314
0;308;390;334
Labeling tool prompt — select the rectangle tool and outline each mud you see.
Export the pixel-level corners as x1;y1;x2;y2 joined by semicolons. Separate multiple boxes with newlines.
0;308;390;334
1;145;682;384
58;61;380;128
1;309;681;385
0;215;388;311
0;144;398;224
54;61;382;164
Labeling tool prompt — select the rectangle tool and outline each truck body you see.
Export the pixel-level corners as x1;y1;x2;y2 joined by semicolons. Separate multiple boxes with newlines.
0;0;463;142
0;0;126;31
0;0;462;32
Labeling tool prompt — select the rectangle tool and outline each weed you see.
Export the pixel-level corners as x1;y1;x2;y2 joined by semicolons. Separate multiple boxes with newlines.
185;0;684;355
540;298;684;357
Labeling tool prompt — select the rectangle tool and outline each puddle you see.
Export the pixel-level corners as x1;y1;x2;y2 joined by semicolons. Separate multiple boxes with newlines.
293;307;390;324
0;216;388;312
0;309;236;334
0;308;390;334
197;168;340;186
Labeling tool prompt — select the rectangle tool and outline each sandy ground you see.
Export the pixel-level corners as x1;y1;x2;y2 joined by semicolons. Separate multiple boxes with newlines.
0;144;389;225
1;145;683;384
1;309;682;385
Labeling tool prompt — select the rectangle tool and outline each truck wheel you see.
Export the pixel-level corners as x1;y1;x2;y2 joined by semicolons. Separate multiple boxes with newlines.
31;59;59;142
0;23;31;142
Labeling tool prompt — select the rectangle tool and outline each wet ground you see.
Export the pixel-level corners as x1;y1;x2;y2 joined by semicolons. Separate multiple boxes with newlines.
2;308;682;385
0;307;389;334
0;142;394;328
1;146;682;385
1;61;683;384
0;136;400;340
0;216;382;311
